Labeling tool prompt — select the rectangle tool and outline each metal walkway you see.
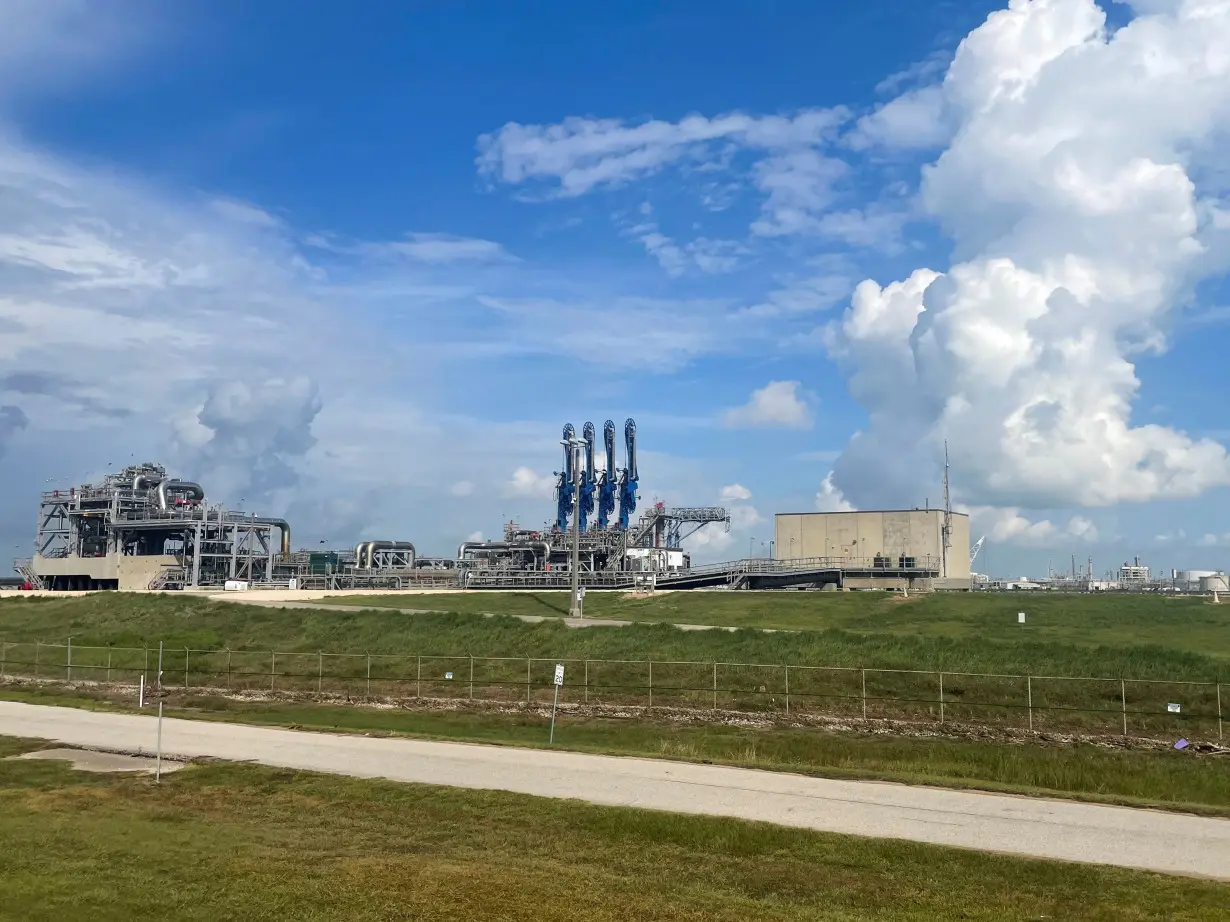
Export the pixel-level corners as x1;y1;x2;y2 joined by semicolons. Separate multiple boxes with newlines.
460;556;941;591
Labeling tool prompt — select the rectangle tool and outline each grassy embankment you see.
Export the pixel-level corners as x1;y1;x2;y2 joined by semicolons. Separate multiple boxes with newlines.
1;592;1227;737
0;735;1226;922
2;593;1228;815
1;592;1226;738
329;587;1230;652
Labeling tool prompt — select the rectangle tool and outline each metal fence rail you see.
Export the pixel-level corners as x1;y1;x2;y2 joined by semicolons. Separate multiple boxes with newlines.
0;641;1223;741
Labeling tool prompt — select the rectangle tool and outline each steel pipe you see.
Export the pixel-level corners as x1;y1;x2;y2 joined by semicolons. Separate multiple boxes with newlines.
156;480;204;511
360;540;416;569
252;518;291;556
456;541;551;568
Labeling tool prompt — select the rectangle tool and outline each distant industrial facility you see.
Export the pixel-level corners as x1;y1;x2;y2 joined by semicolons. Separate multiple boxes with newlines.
15;420;756;592
19;422;1220;595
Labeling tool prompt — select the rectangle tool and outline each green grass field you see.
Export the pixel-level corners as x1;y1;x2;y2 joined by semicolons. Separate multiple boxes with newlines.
0;735;1225;921
330;589;1230;655
3;591;1228;679
7;683;1228;815
2;593;1226;740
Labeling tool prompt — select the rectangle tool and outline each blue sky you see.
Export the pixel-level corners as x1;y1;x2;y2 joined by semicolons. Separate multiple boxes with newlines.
2;0;1230;577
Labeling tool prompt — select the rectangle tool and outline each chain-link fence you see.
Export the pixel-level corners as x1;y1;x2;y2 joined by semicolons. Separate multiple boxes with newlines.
1;640;1223;740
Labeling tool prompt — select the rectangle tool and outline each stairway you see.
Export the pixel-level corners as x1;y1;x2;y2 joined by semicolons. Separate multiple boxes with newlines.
13;560;43;589
148;567;187;591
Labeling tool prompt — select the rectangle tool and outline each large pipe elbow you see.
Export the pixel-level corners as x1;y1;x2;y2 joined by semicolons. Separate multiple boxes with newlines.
367;540;415;569
132;472;163;491
246;517;291;555
157;480;205;511
354;540;416;569
266;518;291;556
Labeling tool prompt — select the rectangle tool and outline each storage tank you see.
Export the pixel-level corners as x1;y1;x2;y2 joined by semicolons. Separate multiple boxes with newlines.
1175;569;1217;586
1199;573;1229;593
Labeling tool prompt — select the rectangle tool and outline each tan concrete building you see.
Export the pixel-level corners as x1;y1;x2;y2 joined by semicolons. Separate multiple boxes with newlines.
30;553;182;591
774;509;971;589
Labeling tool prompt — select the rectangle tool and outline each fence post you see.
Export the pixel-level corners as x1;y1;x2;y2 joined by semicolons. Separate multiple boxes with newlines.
143;644;148;682
1217;683;1223;742
1121;679;1128;736
271;652;276;691
648;660;653;709
469;655;474;700
227;649;232;689
318;652;323;694
1027;675;1033;732
416;655;422;699
185;648;190;689
66;637;72;683
35;641;39;678
713;662;718;710
785;665;790;715
584;660;589;705
861;668;867;720
0;641;5;678
106;645;112;684
526;658;531;704
938;672;944;723
366;653;371;697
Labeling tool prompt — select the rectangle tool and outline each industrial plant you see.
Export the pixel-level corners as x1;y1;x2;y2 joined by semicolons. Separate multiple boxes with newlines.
13;417;1222;596
11;416;979;594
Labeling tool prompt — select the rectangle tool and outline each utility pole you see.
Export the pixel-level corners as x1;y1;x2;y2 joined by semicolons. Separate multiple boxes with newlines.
568;439;582;618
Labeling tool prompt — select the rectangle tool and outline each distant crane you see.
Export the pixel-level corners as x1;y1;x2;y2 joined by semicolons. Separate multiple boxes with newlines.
617;418;639;530
970;535;986;568
554;423;576;532
597;420;617;530
577;422;597;531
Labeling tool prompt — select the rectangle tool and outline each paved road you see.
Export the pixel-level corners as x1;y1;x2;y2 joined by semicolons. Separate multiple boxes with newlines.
2;701;1226;880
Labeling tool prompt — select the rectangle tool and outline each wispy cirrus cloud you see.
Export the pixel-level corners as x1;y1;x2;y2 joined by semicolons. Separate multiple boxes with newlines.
478;108;854;240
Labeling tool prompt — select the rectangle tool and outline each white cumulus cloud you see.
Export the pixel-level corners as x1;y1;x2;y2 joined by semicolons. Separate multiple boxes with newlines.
719;483;752;502
450;480;474;497
504;466;556;499
966;506;1101;547
815;472;855;512
825;0;1230;513
723;381;812;429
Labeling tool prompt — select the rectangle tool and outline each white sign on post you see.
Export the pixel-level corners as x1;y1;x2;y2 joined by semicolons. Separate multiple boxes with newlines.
1167;702;1181;714
550;664;565;744
1018;612;1026;624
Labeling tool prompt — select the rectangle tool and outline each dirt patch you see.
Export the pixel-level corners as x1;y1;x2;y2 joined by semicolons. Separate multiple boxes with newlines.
10;747;184;774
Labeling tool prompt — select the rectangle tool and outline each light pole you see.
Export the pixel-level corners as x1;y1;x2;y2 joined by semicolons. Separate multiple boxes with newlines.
564;437;583;618
749;536;755;559
769;540;774;560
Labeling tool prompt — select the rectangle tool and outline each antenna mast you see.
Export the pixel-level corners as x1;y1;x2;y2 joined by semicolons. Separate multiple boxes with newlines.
941;441;952;579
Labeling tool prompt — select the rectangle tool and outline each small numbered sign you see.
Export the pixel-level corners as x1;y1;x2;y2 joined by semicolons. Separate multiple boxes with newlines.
554;664;565;686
